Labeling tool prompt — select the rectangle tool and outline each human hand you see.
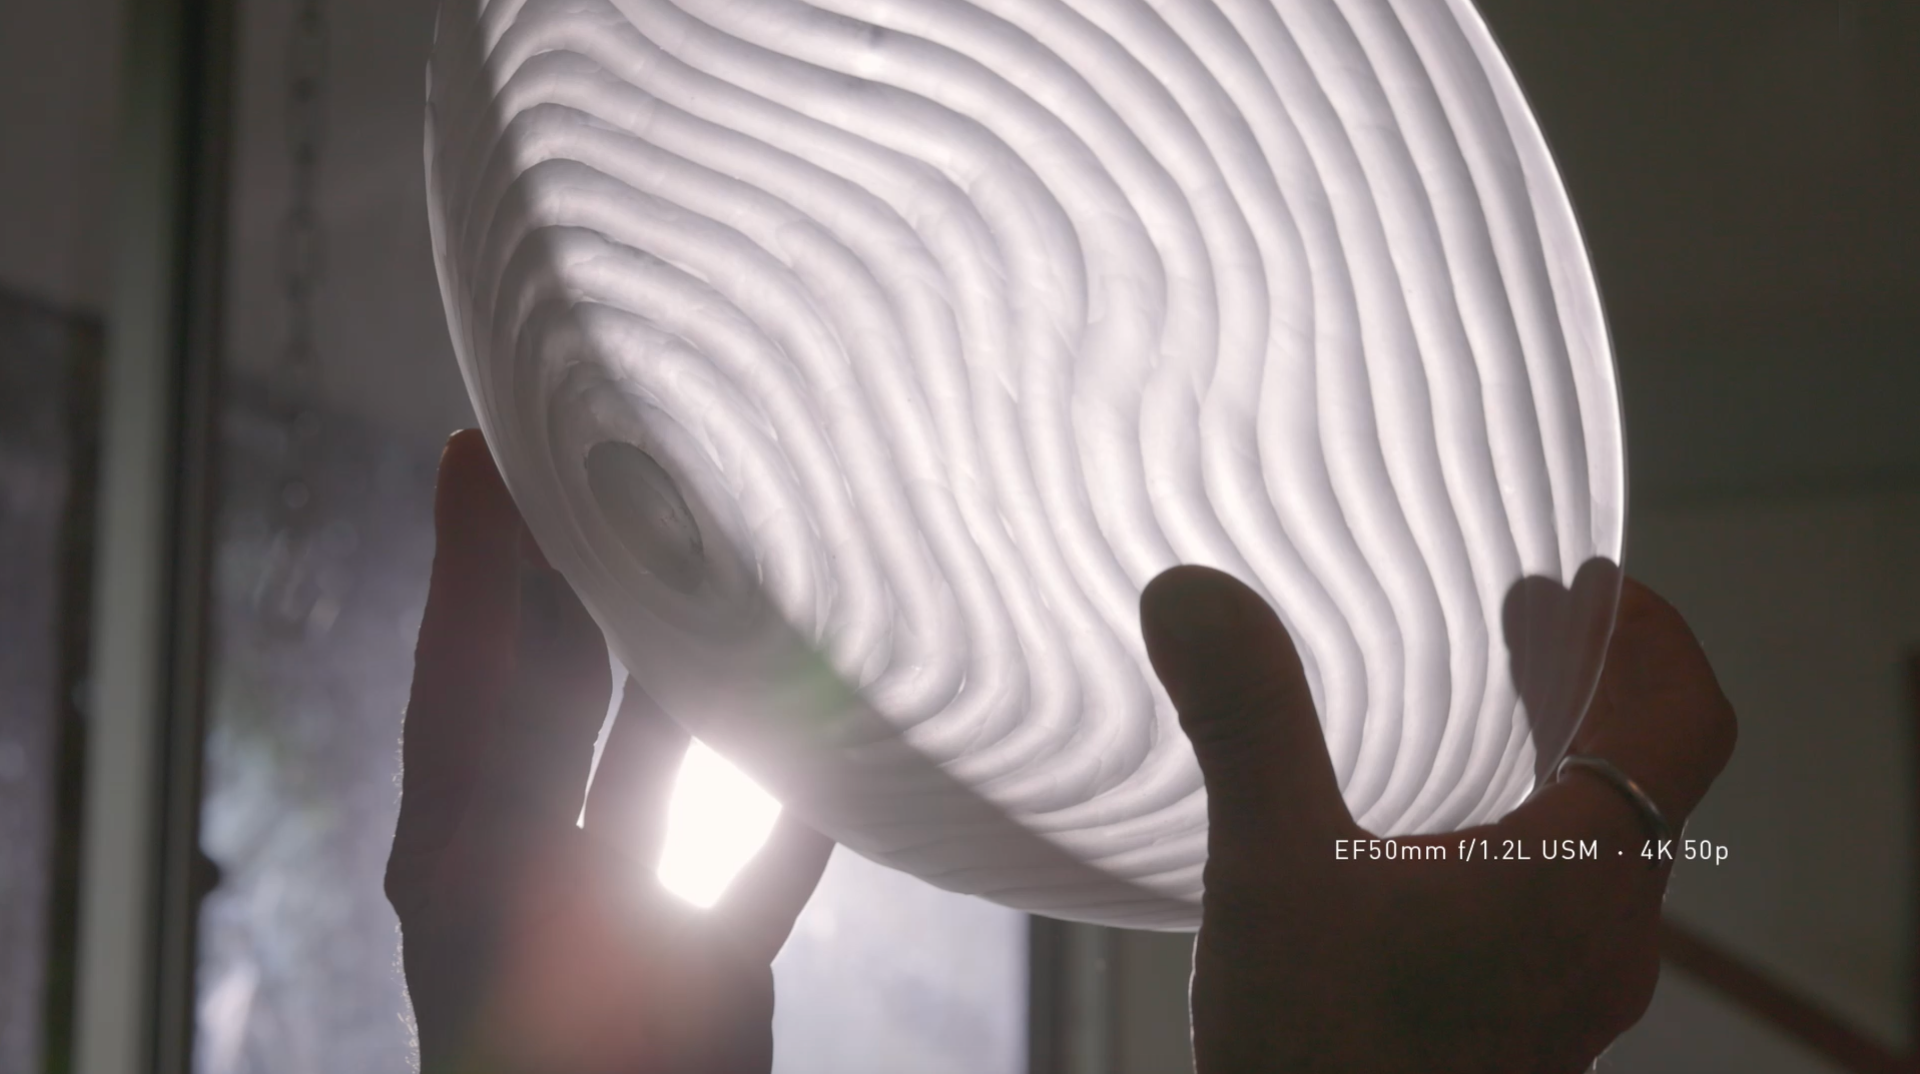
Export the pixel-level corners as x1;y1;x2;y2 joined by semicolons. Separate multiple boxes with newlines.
385;430;833;1074
1140;566;1736;1074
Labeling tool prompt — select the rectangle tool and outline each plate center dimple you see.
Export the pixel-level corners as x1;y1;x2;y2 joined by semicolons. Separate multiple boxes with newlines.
585;440;706;594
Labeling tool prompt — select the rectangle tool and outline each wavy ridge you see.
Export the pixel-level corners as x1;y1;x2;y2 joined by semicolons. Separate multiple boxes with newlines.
426;0;1624;928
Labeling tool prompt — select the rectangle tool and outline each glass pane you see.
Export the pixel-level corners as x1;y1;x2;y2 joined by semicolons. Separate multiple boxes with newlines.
774;850;1028;1074
194;411;438;1073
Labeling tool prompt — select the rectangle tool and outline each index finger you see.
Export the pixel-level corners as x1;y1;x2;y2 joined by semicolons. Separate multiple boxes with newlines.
387;430;525;899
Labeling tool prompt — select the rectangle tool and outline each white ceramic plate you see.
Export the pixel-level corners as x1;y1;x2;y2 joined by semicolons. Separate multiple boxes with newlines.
426;0;1624;928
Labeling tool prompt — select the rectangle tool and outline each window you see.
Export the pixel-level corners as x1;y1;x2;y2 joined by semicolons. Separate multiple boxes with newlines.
186;0;1030;1070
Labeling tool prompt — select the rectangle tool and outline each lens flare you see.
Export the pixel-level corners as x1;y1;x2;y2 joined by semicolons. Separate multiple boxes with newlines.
657;740;783;908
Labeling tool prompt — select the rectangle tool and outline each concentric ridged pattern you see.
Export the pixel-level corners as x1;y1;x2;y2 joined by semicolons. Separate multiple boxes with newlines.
426;0;1624;928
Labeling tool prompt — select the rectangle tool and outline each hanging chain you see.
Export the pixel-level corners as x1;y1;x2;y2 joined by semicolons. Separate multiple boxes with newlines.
260;0;330;633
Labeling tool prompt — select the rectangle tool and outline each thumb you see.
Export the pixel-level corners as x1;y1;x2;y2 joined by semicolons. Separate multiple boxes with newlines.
1140;566;1355;874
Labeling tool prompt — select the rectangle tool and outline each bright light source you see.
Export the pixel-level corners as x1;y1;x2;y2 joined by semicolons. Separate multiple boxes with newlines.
656;740;782;907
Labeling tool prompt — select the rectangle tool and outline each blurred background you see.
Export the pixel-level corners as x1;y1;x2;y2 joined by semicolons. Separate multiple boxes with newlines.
1;0;1915;1071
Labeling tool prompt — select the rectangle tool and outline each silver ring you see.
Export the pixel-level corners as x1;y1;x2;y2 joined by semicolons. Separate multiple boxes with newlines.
1555;754;1673;849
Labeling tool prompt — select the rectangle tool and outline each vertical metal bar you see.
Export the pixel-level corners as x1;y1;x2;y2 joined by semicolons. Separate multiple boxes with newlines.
70;0;233;1070
1062;922;1117;1073
151;0;234;1068
1028;917;1066;1074
1028;917;1117;1074
71;0;189;1057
